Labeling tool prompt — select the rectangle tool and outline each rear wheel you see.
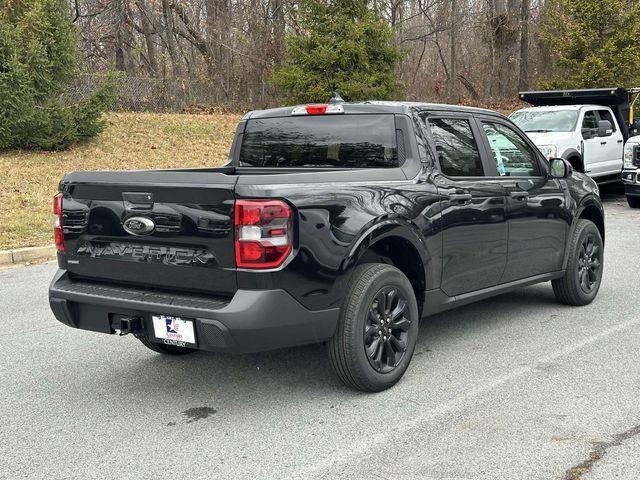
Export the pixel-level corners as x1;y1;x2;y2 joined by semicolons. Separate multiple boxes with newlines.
137;336;196;355
327;263;419;392
627;195;640;208
552;219;603;306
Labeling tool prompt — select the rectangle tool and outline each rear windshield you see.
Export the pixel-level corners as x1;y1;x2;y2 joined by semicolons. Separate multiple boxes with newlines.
238;114;398;168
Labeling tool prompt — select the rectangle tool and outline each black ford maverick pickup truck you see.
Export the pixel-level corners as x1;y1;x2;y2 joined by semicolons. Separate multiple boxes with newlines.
49;100;604;391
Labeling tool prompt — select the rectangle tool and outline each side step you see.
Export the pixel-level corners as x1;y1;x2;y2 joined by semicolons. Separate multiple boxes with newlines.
593;174;622;185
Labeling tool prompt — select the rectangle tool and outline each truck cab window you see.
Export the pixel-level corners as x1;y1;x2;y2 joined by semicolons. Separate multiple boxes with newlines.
582;111;598;130
597;110;617;131
482;122;541;177
427;117;484;177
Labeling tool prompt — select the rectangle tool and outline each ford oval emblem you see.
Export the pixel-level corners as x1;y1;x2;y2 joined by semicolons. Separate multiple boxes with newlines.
123;216;155;236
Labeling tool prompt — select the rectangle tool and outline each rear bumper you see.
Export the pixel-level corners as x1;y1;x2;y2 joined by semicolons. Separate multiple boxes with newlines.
48;270;339;354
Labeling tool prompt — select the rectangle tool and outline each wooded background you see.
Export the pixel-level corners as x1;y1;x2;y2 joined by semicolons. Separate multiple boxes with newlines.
68;0;637;110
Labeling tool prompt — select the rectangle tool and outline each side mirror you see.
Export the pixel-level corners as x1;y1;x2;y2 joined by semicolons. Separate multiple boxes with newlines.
549;158;573;179
598;120;613;137
581;128;595;140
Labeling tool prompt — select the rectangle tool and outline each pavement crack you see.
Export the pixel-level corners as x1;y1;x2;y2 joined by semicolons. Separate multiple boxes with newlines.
6;324;60;337
563;423;640;480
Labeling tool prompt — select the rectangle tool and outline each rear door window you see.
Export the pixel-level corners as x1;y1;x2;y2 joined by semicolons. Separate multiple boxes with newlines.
426;117;484;177
597;110;617;131
239;115;398;168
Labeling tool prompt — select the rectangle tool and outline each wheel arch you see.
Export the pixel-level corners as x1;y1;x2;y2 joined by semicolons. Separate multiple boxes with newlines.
577;201;605;245
562;197;605;270
342;220;432;316
562;149;584;173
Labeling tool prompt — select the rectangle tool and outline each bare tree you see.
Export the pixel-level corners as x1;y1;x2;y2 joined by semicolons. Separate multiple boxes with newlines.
448;0;457;99
518;0;530;90
70;0;549;108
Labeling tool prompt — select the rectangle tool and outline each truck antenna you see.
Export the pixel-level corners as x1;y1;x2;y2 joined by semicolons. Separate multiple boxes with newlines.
329;92;345;104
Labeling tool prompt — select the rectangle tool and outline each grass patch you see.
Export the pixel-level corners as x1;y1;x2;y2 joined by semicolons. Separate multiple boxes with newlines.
0;112;241;250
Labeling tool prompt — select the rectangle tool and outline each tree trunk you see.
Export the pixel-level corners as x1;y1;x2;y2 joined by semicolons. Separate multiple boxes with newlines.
491;0;519;96
161;0;181;76
205;0;231;80
114;0;133;74
518;0;530;91
137;0;158;76
448;0;457;100
271;0;285;66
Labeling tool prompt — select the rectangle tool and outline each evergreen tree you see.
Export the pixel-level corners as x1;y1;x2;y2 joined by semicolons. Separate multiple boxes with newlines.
540;0;640;89
272;0;403;103
0;0;116;150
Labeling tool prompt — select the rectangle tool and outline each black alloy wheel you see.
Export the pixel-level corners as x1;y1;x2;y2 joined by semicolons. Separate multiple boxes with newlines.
364;287;411;374
327;263;419;392
577;233;601;293
552;219;603;306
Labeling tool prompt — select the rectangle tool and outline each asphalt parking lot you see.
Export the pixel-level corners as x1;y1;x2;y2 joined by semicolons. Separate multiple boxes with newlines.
2;190;639;480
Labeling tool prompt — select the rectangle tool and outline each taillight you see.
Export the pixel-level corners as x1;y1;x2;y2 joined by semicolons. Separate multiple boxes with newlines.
53;193;65;252
234;199;292;269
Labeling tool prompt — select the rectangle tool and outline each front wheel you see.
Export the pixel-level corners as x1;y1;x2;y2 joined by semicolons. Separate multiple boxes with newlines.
327;263;419;392
627;195;640;209
552;219;603;306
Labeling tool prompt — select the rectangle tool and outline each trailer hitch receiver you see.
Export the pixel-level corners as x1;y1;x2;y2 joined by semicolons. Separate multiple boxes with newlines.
113;316;143;336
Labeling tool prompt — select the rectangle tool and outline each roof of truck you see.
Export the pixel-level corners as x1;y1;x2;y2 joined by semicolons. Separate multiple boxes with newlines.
512;104;608;112
519;87;632;107
243;101;506;120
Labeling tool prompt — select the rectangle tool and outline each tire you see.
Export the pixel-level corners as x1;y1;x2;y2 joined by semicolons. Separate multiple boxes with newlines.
627;195;640;209
552;219;604;306
137;336;197;355
327;263;419;392
567;156;584;174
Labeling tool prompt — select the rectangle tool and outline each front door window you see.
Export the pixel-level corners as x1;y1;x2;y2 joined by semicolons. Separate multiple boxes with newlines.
482;122;541;177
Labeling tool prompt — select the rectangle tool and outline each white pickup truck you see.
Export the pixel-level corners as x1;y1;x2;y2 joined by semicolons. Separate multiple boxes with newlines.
622;134;640;208
510;88;638;186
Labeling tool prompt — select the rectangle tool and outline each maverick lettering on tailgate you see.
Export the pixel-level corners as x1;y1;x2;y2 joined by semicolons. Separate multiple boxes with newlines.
76;242;216;266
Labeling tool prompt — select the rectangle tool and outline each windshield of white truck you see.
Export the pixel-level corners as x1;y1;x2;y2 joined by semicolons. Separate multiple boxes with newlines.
239;114;398;168
509;110;579;133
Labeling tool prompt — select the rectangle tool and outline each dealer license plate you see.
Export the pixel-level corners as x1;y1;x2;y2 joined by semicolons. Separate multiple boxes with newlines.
152;315;196;347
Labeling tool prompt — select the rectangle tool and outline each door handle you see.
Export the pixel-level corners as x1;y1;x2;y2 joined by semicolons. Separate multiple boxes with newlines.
510;191;529;201
617;139;624;144
600;141;607;145
448;193;472;204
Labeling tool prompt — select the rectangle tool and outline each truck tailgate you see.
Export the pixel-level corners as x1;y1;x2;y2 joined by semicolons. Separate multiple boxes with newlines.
59;170;237;296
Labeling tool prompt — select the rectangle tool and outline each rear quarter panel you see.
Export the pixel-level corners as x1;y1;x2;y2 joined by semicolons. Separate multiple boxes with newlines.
234;171;443;311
